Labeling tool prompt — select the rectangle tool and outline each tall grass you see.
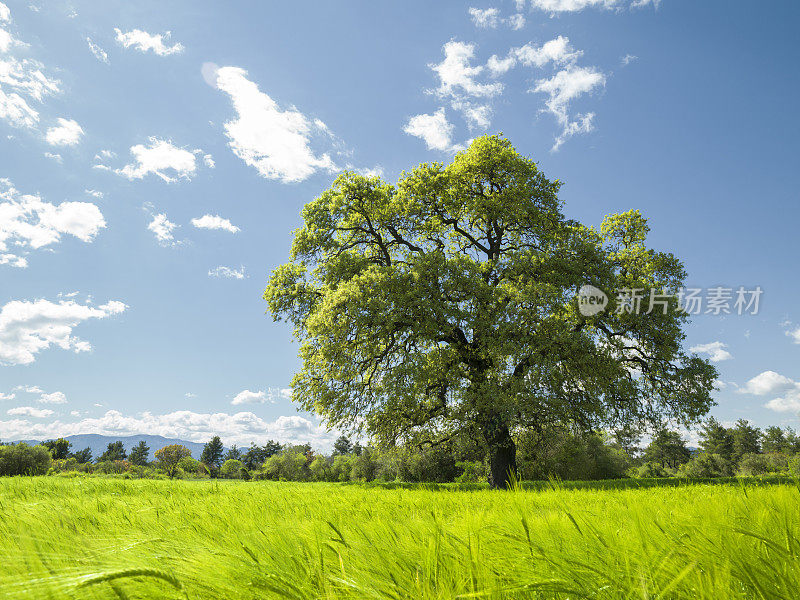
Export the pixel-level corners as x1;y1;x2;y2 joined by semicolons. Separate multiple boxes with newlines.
1;478;798;599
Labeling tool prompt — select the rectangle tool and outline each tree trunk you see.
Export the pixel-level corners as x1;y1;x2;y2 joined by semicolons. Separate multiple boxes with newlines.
483;417;517;490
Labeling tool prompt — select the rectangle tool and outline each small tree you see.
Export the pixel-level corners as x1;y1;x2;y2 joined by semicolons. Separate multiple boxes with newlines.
731;419;761;462
0;443;52;476
220;459;245;479
155;444;192;478
699;418;735;462
98;441;127;462
333;435;353;456
72;447;92;464
43;438;71;460
128;441;150;466
201;436;224;470
224;444;242;462
644;428;691;470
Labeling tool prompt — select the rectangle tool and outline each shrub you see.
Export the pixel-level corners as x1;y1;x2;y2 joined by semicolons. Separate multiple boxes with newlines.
632;461;673;478
0;443;52;476
677;453;733;478
737;452;788;476
220;459;245;479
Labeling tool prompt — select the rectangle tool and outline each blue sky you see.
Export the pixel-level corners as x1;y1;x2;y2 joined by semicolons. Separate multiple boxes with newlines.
1;0;799;448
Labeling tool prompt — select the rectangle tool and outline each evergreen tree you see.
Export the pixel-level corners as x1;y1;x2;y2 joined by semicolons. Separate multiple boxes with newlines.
201;436;224;469
98;441;127;462
128;441;150;466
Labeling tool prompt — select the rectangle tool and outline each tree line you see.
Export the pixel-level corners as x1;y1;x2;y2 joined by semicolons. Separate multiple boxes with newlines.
2;418;800;481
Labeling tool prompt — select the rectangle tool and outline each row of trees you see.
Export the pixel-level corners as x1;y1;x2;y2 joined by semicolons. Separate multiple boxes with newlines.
4;419;800;480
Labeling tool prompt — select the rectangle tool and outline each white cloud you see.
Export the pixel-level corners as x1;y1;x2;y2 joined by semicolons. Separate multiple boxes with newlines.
0;409;340;449
208;265;245;280
0;54;60;127
0;392;14;400
86;37;109;64
621;53;638;65
487;36;582;77
7;406;53;418
528;0;659;12
507;14;526;29
107;138;200;182
0;3;10;22
114;28;184;56
739;370;800;413
0;179;106;267
689;341;733;363
403;108;462;152
191;214;239;233
533;65;606;150
45;117;84;146
430;41;503;100
214;66;337;183
0;298;126;365
84;189;104;199
785;326;800;344
147;213;178;245
203;154;215;168
39;391;66;404
451;101;492;130
232;389;270;405
739;371;796;396
469;7;500;28
44;151;62;162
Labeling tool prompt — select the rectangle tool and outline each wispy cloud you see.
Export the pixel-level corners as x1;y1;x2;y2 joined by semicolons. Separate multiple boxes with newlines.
114;28;184;56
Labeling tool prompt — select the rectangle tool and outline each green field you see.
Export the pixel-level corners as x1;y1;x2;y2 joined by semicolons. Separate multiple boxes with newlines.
1;478;798;599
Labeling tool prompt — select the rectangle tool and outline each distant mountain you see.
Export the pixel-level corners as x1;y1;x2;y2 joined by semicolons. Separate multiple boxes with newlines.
15;434;207;460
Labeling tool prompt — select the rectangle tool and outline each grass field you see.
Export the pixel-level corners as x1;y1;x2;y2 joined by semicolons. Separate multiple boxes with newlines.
1;478;798;599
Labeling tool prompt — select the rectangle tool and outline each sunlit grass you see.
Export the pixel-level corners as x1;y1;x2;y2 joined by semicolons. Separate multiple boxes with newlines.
1;477;798;599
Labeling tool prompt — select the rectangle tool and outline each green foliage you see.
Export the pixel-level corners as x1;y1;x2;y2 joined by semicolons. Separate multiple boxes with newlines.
737;452;788;476
643;428;691;469
201;436;224;470
0;443;52;476
128;441;150;466
517;426;631;481
1;478;799;599
220;459;245;479
98;441;127;462
71;447;92;464
154;445;192;478
265;135;717;488
42;438;71;460
677;452;734;478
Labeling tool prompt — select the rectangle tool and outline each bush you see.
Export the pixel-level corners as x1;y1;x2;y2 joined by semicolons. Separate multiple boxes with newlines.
0;443;52;476
632;461;673;478
220;459;245;479
677;453;734;478
456;460;487;483
737;452;788;476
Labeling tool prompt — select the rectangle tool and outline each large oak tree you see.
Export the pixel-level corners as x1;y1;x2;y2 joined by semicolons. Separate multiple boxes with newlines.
266;136;716;488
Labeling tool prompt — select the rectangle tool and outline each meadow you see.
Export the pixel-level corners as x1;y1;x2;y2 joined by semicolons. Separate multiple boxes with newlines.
1;478;798;599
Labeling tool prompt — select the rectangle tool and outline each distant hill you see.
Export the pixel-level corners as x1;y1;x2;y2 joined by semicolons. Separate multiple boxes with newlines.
15;434;207;460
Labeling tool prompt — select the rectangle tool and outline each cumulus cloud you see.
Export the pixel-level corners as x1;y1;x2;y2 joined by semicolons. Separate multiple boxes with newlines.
86;37;109;64
231;388;289;405
213;65;337;183
403;108;462;152
7;406;53;418
0;409;339;449
147;213;178;245
38;391;67;404
430;41;503;100
191;214;239;233
689;341;733;363
0;391;15;400
45;117;84;146
208;265;245;280
104;138;201;182
739;370;800;413
533;65;606;150
469;7;500;28
0;179;106;268
114;28;184;56
785;326;800;344
0;298;126;365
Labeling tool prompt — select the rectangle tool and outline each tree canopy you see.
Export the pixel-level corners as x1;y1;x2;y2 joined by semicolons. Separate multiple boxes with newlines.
266;135;717;488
